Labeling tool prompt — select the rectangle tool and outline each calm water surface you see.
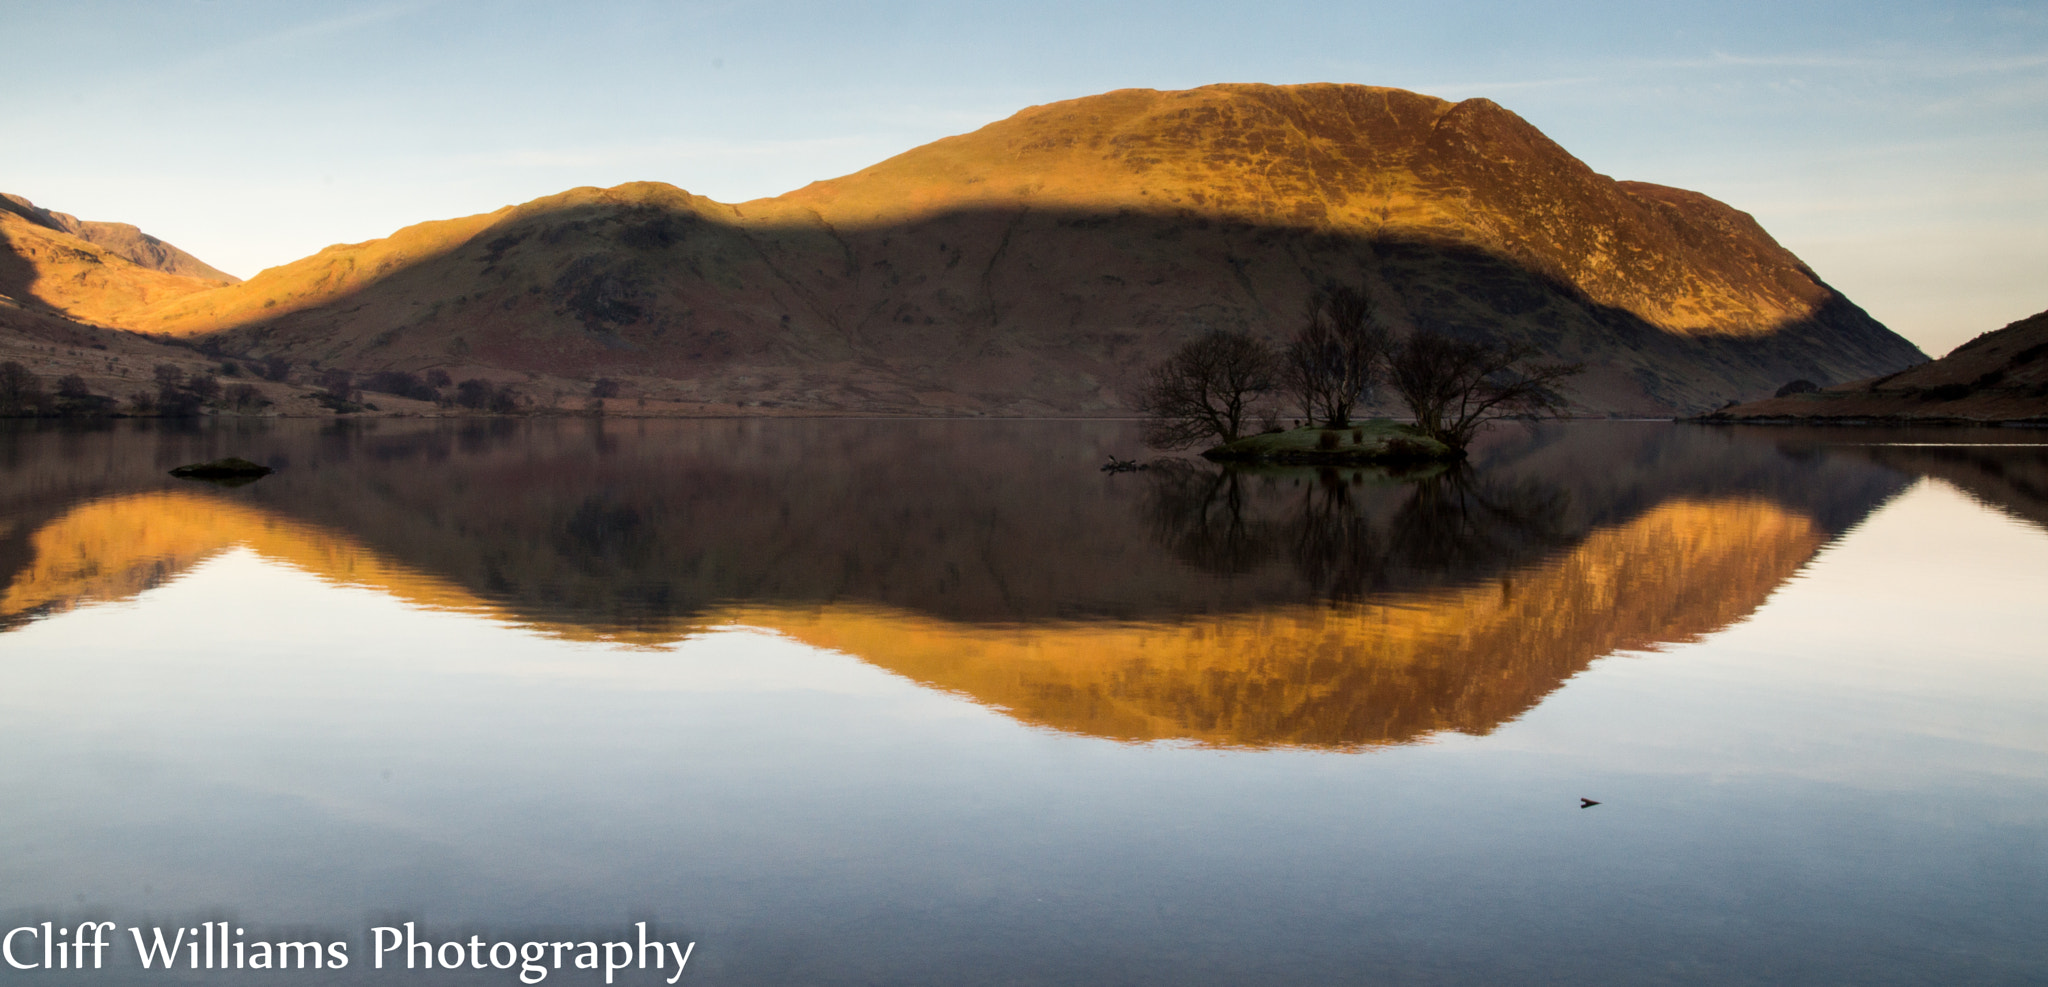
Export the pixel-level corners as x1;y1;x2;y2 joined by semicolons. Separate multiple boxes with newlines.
1;419;2044;984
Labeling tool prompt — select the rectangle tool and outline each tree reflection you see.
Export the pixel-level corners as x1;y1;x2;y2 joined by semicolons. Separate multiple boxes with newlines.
0;418;1917;631
0;420;1925;747
1143;461;1272;576
1146;460;1578;600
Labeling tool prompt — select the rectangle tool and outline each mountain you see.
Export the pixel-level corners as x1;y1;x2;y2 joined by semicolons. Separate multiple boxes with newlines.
0;194;238;282
0;193;259;412
0;192;237;328
99;84;1924;414
1700;307;2048;424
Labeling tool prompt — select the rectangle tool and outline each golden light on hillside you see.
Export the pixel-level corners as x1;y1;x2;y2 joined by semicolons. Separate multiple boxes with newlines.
1;491;499;627
737;498;1824;748
0;490;703;646
4;490;1826;749
0;211;227;327
4;85;1928;420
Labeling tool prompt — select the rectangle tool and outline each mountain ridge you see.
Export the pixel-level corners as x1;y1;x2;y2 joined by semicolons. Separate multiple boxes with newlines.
0;193;238;283
0;193;236;333
8;83;1929;416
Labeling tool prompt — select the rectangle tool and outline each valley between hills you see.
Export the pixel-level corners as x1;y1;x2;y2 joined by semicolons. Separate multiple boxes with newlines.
0;82;1951;420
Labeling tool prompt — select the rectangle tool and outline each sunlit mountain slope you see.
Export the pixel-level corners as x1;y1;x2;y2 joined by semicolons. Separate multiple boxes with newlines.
117;84;1923;415
0;193;235;327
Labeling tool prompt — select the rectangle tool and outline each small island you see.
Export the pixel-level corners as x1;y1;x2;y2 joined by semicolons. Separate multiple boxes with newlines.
1137;292;1580;465
1202;420;1456;464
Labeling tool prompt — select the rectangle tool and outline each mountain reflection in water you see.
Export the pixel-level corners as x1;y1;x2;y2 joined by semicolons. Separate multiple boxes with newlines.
0;418;1960;747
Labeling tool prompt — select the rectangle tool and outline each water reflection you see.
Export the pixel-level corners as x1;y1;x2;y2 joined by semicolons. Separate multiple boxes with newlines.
1797;432;2048;533
0;419;1930;747
744;495;1826;746
1144;463;1578;599
1;490;500;634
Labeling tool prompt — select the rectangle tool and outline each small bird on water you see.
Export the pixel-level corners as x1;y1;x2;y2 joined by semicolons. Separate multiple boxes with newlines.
1580;798;1600;808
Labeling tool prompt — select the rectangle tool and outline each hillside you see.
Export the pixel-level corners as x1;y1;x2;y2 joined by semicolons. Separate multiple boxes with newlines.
0;194;239;282
32;84;1928;416
0;192;237;328
1698;307;2048;424
0;193;339;418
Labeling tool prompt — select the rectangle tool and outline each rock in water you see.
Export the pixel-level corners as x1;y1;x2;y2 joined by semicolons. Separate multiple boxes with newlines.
168;457;273;480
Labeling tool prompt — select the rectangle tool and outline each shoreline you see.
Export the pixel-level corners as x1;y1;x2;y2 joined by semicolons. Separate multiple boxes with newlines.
1686;414;2048;428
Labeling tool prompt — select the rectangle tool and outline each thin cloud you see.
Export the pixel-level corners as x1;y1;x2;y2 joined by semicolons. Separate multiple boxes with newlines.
170;1;437;73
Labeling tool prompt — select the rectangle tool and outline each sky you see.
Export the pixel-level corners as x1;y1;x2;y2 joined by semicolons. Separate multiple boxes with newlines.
2;0;2043;356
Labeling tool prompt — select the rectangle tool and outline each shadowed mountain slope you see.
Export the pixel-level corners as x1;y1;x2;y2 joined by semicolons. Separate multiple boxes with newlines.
1702;307;2048;423
88;84;1923;415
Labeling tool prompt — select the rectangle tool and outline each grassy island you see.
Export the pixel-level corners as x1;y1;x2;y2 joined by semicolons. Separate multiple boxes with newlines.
1201;421;1458;464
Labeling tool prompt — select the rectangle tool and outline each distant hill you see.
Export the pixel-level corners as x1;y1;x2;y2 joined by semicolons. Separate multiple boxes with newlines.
0;192;236;328
0;194;239;282
26;84;1929;416
1699;307;2048;424
0;194;272;414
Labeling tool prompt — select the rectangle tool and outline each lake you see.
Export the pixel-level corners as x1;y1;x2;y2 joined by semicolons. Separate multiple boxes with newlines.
1;418;2044;985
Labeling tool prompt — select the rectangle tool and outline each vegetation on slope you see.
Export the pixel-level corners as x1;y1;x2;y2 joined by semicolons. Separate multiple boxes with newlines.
0;84;1927;417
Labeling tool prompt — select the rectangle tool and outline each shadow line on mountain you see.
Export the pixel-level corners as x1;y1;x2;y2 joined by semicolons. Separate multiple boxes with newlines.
142;195;1921;415
0;227;52;314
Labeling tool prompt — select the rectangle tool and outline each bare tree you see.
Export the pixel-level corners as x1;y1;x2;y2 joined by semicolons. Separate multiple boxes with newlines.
454;378;522;413
1138;330;1278;448
0;361;44;415
224;383;269;411
150;363;202;416
1283;284;1388;427
1388;330;1582;449
456;378;497;409
316;368;356;400
1284;305;1340;425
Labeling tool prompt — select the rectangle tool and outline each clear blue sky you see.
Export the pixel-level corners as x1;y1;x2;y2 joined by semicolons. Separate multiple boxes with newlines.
4;0;2042;354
